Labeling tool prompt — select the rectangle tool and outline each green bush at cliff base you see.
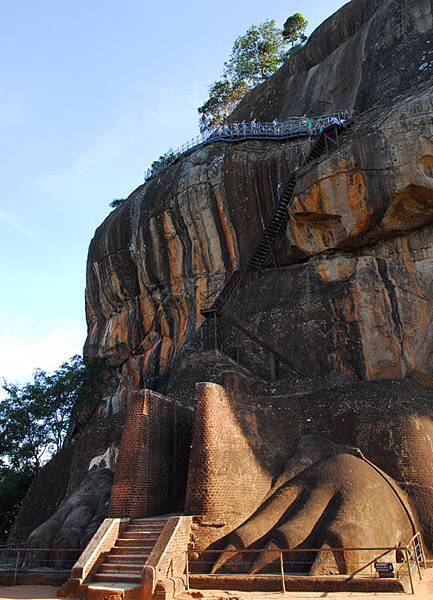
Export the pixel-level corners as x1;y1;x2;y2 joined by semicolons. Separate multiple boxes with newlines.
0;467;33;544
0;355;109;541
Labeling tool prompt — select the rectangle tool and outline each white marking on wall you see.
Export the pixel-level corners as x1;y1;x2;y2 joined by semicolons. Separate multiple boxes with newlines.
88;445;119;471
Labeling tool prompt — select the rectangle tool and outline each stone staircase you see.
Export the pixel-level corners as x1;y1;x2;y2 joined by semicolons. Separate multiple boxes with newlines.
86;515;169;597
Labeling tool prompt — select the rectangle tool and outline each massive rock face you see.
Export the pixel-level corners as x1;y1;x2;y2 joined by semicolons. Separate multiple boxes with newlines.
85;83;433;389
230;0;433;120
228;86;433;384
14;0;433;562
85;140;298;381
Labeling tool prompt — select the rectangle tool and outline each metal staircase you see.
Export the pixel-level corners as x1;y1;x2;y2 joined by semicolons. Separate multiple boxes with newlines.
201;121;351;379
248;172;298;272
207;123;348;312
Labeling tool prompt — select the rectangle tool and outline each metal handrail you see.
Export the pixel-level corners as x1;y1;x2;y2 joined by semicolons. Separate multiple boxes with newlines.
0;546;82;550
144;112;352;181
0;547;84;586
189;545;422;556
186;534;426;595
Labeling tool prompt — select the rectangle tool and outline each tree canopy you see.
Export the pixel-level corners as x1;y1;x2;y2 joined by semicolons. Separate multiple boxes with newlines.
224;20;287;86
282;13;308;47
110;198;126;209
197;15;309;134
147;150;178;178
198;79;250;134
198;19;289;133
0;355;108;542
0;355;107;473
0;467;33;545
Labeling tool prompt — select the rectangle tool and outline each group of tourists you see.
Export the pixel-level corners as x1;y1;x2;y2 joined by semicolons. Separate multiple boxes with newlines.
206;113;348;141
145;112;350;181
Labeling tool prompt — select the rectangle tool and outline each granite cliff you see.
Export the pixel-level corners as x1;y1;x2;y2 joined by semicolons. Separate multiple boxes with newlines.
85;0;433;388
12;0;433;570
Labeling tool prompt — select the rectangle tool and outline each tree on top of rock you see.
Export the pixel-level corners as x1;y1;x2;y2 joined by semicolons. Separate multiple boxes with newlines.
283;12;308;48
224;20;287;86
198;79;250;134
198;19;289;133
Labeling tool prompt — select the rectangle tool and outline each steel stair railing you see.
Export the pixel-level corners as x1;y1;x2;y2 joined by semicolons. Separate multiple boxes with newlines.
206;122;348;310
199;121;353;379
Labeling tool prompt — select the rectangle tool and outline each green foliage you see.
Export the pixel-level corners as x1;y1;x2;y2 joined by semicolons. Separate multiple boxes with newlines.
0;355;109;541
198;79;250;133
110;198;126;208
282;12;308;47
0;467;33;544
198;19;289;134
0;355;108;474
224;20;287;86
147;150;178;178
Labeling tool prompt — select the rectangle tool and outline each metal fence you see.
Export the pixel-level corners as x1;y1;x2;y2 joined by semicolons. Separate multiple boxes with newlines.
0;547;82;585
196;309;298;381
144;112;352;181
186;533;426;595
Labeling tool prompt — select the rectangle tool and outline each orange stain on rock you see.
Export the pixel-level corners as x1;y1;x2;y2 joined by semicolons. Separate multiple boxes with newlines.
346;169;370;232
159;336;173;371
213;185;239;269
140;293;156;334
316;257;356;282
161;210;185;296
290;165;370;254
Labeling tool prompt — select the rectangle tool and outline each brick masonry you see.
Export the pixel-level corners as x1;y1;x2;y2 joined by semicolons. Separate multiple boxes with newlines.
109;389;192;518
183;373;433;554
185;381;271;523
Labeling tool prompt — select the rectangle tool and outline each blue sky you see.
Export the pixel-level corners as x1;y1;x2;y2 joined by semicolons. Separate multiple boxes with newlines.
0;0;347;386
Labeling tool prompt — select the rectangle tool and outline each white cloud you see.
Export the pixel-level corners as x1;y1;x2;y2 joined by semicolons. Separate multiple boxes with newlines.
0;207;39;243
35;90;201;204
36;105;141;201
0;325;85;398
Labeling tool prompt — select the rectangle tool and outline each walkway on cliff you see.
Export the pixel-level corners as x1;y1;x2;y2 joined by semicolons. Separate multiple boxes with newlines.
144;112;351;181
200;119;354;383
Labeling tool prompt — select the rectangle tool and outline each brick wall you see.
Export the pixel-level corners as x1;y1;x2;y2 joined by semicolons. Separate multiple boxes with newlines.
109;389;192;518
185;381;271;520
184;374;433;554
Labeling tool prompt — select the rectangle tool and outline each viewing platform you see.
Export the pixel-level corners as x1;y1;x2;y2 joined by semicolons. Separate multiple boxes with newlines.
144;112;352;181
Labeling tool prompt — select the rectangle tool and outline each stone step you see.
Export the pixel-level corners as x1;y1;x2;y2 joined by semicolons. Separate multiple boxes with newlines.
107;553;149;563
93;572;141;584
127;523;165;530
123;529;163;537
130;516;170;522
128;520;167;527
100;563;142;573
112;545;153;555
116;538;157;547
87;582;140;594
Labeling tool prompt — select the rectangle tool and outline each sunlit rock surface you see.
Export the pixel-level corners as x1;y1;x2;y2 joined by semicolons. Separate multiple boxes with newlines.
12;0;433;558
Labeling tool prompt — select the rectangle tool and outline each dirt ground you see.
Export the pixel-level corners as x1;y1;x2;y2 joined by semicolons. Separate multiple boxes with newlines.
178;569;433;599
0;586;62;600
1;571;433;600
